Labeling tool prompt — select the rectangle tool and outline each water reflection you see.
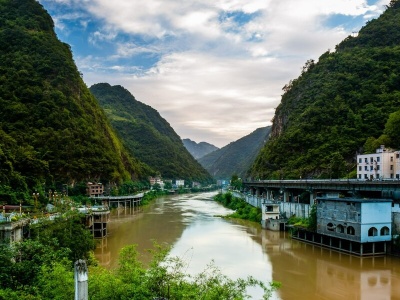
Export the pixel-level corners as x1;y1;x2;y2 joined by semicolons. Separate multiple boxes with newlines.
94;192;400;300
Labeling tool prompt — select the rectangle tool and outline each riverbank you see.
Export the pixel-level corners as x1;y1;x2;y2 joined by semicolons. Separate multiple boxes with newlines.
214;191;262;223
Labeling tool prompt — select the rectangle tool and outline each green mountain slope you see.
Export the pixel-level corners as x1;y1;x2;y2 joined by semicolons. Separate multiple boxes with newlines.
199;127;271;179
182;139;219;159
251;1;400;180
90;83;213;183
0;0;147;202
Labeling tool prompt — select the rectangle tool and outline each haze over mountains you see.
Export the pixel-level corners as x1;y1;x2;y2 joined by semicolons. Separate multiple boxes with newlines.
182;139;219;159
198;127;271;180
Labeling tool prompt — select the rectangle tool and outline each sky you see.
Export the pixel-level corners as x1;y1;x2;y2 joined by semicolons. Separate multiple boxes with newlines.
37;0;390;148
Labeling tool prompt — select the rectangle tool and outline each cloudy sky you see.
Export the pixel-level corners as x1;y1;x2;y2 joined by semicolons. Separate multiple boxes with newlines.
38;0;390;148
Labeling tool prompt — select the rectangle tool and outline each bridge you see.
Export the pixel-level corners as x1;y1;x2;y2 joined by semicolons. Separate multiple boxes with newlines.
90;193;144;209
243;179;400;204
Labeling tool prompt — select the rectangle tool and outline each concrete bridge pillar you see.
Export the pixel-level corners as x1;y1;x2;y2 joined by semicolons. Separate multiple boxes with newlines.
248;187;255;196
266;189;273;200
283;190;290;202
309;192;316;205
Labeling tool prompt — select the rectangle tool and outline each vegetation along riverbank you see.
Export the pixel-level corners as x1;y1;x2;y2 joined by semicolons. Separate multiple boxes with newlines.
214;192;262;223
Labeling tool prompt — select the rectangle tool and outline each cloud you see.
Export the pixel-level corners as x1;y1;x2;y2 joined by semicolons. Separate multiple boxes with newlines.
39;0;391;147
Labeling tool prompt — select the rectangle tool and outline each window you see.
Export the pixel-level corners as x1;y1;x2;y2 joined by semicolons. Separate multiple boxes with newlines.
368;227;378;236
336;224;344;233
391;157;394;162
370;157;374;163
364;174;368;179
391;165;393;170
359;166;362;171
377;157;380;162
377;165;380;170
358;174;362;179
370;166;373;171
380;226;389;236
359;158;362;163
365;166;368;171
365;158;368;163
327;223;334;231
347;226;355;235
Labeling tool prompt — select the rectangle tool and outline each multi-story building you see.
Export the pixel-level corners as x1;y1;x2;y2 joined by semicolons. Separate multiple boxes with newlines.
86;182;104;197
149;176;164;189
357;145;400;180
149;176;163;186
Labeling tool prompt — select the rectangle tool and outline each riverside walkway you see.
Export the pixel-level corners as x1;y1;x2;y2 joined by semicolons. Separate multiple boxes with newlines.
89;193;144;209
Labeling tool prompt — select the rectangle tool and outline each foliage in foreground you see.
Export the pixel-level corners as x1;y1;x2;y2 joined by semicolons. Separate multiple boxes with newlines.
89;244;280;300
214;192;262;223
0;242;279;300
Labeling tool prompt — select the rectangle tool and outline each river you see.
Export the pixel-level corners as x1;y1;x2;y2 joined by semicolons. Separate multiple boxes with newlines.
94;191;400;300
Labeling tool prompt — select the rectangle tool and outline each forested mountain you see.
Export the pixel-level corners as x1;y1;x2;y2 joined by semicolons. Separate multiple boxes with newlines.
0;0;150;203
251;1;400;180
199;127;271;179
90;83;213;183
182;139;219;159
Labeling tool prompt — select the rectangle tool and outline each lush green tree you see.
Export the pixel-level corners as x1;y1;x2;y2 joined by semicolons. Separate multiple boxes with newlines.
164;181;173;190
230;174;243;190
29;210;96;262
384;110;400;148
36;261;74;300
0;239;70;292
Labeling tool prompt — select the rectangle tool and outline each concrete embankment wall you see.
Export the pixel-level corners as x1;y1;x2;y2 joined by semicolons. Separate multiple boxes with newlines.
234;192;311;219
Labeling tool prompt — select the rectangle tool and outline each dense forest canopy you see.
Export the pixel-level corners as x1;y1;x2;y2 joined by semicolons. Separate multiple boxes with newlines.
90;83;213;184
0;0;148;203
250;0;400;180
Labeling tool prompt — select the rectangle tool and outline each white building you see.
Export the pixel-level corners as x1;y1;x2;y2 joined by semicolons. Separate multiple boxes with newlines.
357;145;400;180
175;179;185;187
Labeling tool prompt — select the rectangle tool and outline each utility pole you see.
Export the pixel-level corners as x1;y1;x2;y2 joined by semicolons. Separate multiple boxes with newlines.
74;260;88;300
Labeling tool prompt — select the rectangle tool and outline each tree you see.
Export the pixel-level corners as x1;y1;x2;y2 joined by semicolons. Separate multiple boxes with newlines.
29;210;96;262
230;174;242;191
384;110;400;148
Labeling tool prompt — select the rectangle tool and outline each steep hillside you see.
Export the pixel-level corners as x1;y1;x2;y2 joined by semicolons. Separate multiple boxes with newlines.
90;83;213;183
251;1;400;180
199;127;271;179
182;139;219;159
0;0;148;202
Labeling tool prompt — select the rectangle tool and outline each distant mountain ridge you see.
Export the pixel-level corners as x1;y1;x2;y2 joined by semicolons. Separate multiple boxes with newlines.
182;139;219;159
199;127;271;179
90;83;213;183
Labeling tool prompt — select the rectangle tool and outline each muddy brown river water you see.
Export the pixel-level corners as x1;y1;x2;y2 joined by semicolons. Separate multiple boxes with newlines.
94;191;400;300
